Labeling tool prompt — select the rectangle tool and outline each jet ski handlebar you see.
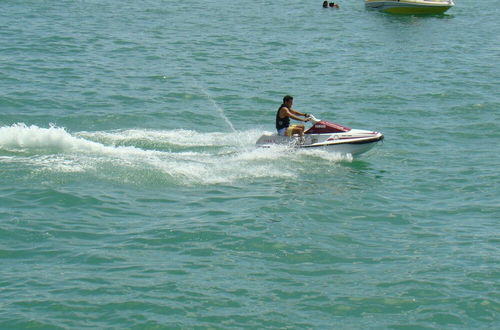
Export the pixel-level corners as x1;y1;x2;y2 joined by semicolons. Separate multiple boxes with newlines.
306;114;321;123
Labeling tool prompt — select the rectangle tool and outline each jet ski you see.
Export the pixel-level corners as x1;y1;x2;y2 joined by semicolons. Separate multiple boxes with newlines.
255;115;384;156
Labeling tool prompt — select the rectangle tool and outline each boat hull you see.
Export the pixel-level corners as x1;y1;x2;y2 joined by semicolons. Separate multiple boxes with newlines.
365;0;454;14
300;138;382;155
256;131;384;156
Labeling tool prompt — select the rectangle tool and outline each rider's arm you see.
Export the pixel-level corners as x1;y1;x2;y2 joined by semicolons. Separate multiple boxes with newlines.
290;108;308;117
288;109;308;122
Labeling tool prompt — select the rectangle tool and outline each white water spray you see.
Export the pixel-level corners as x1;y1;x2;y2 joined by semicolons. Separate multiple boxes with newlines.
0;124;349;185
192;80;236;132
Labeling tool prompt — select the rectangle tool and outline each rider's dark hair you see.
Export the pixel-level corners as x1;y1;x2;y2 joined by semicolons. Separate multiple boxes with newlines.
283;95;293;103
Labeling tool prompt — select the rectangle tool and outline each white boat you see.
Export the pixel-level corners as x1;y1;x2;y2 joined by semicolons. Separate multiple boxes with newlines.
255;115;384;156
365;0;454;14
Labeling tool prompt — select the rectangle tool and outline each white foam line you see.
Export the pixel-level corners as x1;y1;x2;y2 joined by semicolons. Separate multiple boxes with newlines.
78;128;264;148
0;123;163;158
1;124;347;185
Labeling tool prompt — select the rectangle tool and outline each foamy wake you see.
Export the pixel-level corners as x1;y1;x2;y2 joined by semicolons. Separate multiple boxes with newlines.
0;123;350;185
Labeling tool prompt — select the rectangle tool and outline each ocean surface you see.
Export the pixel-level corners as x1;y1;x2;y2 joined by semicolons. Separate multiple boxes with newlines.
1;0;499;328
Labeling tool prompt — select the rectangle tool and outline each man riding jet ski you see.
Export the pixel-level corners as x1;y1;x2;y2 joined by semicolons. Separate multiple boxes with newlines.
256;96;384;156
275;95;311;137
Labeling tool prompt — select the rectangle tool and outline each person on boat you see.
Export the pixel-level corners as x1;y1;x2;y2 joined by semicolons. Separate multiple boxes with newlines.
329;2;339;8
323;1;328;8
276;95;310;137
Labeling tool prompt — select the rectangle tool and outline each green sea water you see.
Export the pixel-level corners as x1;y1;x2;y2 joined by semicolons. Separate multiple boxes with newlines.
1;0;499;328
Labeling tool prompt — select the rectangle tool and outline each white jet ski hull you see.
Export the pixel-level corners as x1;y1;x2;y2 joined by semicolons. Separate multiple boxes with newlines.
256;130;383;156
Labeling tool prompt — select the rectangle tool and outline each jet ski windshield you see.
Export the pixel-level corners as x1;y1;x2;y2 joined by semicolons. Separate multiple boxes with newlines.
305;121;350;134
